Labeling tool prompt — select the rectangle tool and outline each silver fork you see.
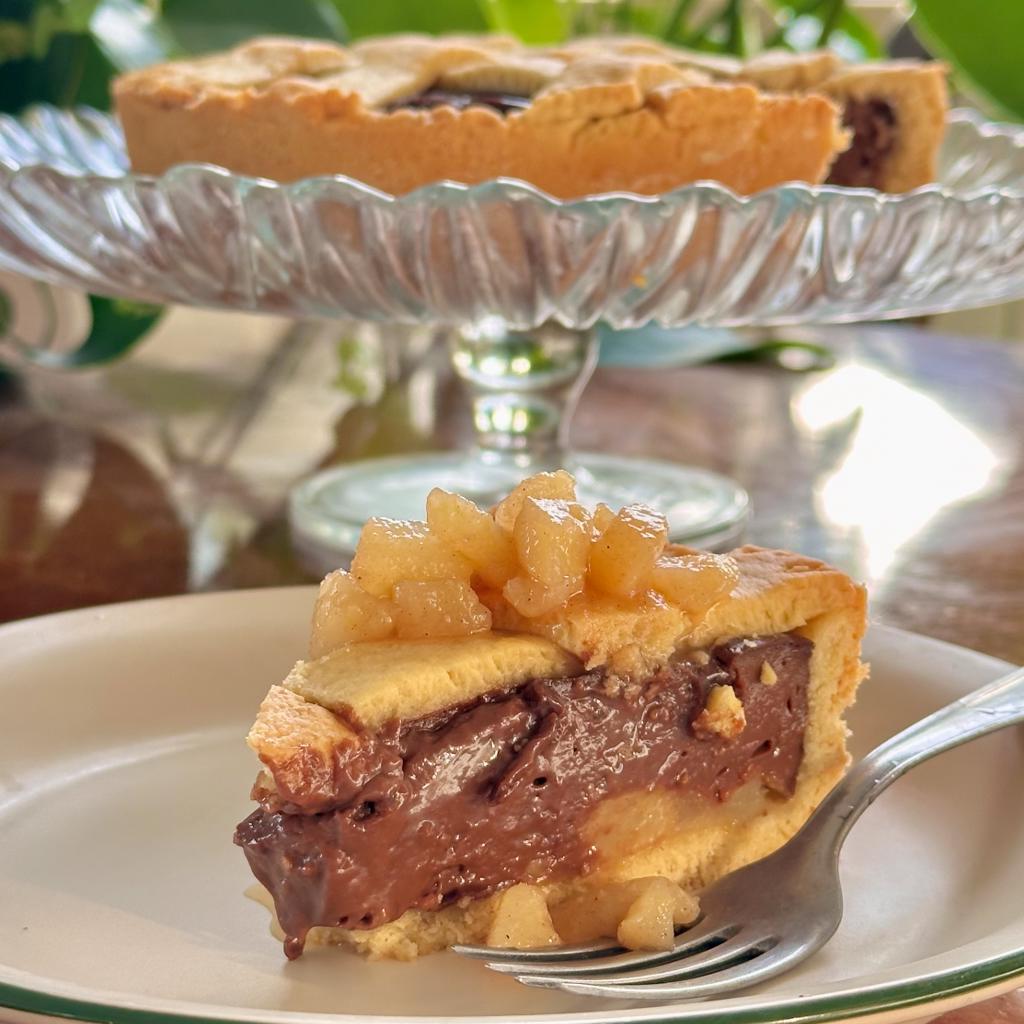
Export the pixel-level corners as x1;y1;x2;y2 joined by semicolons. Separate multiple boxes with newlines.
453;663;1024;1001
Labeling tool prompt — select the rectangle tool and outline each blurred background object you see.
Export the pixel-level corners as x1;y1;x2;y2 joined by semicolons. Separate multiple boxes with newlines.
2;0;1022;372
1;0;1021;595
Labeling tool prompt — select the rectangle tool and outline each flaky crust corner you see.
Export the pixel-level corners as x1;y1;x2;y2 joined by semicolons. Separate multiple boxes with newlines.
690;544;867;648
246;685;357;810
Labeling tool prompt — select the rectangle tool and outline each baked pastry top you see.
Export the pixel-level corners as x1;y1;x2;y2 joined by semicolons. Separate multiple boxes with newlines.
235;472;867;960
114;33;945;197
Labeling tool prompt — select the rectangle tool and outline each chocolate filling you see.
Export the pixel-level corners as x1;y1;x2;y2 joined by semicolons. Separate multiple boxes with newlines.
235;631;811;959
387;88;532;115
827;98;898;189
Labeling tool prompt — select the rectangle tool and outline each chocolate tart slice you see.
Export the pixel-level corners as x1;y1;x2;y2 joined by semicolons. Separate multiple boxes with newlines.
235;472;867;960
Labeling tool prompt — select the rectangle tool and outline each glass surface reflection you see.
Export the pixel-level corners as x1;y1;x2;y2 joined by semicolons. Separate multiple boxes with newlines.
793;364;1004;580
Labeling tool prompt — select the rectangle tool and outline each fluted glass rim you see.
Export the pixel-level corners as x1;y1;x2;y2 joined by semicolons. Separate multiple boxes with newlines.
3;103;1024;329
1;104;1022;207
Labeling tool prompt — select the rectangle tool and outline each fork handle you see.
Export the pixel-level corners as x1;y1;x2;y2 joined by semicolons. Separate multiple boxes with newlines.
810;662;1024;854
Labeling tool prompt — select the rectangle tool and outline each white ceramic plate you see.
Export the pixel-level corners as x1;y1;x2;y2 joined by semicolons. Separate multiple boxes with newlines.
1;589;1022;1024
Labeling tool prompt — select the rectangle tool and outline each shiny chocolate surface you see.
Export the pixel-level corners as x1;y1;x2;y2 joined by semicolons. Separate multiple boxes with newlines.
235;632;811;958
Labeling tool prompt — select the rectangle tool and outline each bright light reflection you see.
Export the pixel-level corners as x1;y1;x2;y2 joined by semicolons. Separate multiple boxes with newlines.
793;364;1002;579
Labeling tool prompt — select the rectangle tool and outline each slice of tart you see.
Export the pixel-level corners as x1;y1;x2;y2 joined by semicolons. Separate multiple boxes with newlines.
235;472;867;961
818;61;948;192
725;48;947;191
570;39;948;192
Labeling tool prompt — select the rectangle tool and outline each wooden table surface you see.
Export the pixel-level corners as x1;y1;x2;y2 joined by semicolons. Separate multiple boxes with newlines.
1;309;1022;1021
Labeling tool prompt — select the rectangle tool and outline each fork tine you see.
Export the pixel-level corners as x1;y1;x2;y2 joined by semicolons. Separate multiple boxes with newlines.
518;932;775;987
519;942;798;1001
449;938;620;963
479;919;736;977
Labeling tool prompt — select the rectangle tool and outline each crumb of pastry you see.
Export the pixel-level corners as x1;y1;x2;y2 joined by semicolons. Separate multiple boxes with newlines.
761;660;779;686
693;683;746;739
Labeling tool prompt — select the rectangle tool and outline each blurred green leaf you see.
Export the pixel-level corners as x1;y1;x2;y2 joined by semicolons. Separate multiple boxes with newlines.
618;2;662;35
912;0;1024;120
332;0;485;38
61;0;100;32
0;20;31;60
713;338;835;371
160;0;347;54
725;0;749;55
333;335;375;399
2;295;162;370
0;29;115;109
0;58;33;112
761;0;881;56
661;0;696;42
48;30;117;106
35;33;91;102
48;296;162;367
832;7;883;58
28;0;99;54
480;0;566;43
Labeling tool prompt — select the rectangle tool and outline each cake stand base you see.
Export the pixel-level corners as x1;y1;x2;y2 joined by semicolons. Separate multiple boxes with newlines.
289;450;749;574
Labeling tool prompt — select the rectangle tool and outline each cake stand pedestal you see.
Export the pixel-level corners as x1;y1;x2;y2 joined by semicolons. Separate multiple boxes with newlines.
289;318;748;564
2;105;1023;562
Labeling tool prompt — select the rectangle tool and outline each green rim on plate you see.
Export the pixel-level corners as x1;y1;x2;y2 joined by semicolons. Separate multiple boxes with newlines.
2;947;1024;1024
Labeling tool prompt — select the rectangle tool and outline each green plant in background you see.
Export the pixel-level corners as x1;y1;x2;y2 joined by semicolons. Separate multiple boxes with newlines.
0;0;1021;371
0;0;930;140
911;0;1024;122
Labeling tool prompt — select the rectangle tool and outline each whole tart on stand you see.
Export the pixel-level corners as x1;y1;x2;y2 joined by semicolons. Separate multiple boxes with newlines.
113;34;851;198
113;33;946;198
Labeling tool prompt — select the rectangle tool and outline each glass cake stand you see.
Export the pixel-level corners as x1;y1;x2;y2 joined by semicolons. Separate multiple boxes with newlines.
2;105;1023;559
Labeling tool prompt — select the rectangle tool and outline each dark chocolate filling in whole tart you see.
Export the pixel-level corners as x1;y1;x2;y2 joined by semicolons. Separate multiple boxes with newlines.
827;97;898;189
387;88;532;114
235;631;812;959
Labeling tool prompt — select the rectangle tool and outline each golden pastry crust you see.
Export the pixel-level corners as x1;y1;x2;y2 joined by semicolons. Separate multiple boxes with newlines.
647;43;947;192
113;34;848;198
280;632;579;732
738;49;842;92
248;684;357;789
